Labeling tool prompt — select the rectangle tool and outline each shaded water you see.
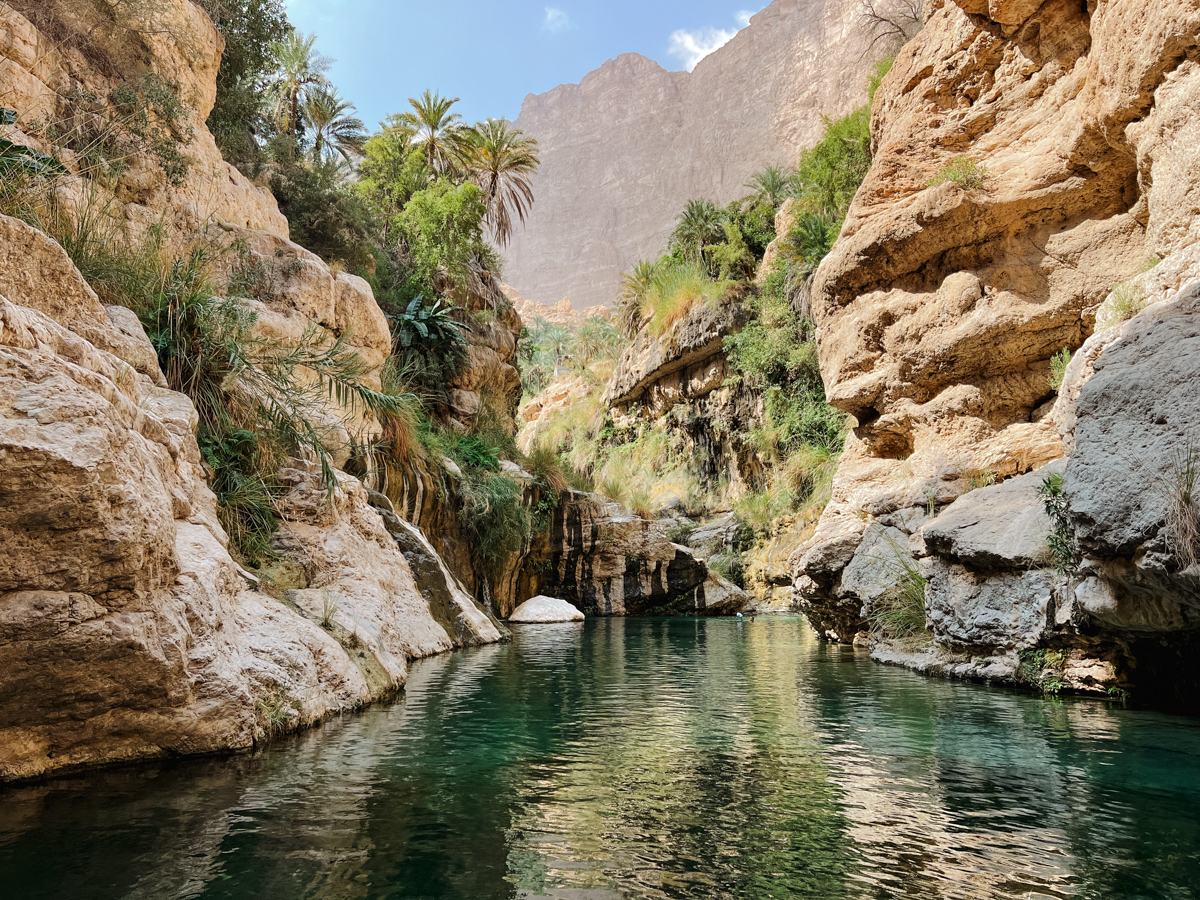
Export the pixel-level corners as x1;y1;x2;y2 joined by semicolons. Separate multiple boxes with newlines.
2;617;1199;899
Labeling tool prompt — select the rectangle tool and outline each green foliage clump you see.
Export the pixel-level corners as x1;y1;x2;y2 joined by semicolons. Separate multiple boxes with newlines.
868;56;895;105
395;179;498;295
460;471;531;569
198;0;292;168
723;197;777;259
706;220;756;282
782;214;840;280
267;144;378;268
867;553;928;640
1105;282;1148;326
670;198;725;262
356;122;434;225
794;106;872;221
927;156;989;190
726;291;845;460
725;289;846;531
392;295;468;351
109;73;195;186
1017;649;1068;695
642;262;733;336
767;103;873;285
1039;472;1075;574
1049;348;1072;391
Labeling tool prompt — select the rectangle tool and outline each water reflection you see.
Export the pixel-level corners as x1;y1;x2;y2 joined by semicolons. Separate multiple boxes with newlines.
0;618;1198;899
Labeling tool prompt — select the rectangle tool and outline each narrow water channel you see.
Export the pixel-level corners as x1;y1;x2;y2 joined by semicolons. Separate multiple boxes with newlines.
2;617;1198;899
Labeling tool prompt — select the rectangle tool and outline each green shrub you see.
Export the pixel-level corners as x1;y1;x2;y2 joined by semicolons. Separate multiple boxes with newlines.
1017;649;1068;695
395;179;499;296
927;156;989;190
1106;282;1147;325
1038;472;1075;574
793;105;872;221
705;219;756;281
197;0;292;171
783;213;840;278
727;197;777;258
868;56;895;104
109;73;195;186
524;441;570;492
726;291;845;458
867;550;928;639
268;143;378;267
459;470;530;568
642;261;732;336
1049;348;1072;391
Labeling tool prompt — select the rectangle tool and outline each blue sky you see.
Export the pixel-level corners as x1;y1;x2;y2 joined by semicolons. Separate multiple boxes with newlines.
283;1;768;128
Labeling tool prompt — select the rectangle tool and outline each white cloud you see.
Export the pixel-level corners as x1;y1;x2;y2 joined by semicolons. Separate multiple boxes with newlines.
544;7;570;32
668;9;759;72
668;27;737;71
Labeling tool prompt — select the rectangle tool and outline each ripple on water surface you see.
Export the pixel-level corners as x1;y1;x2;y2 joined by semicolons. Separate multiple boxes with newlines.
1;617;1199;899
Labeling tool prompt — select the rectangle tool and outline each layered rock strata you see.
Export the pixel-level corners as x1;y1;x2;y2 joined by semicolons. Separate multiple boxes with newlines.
795;0;1200;703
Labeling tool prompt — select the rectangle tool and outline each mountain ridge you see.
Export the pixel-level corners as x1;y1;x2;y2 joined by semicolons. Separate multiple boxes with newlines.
505;0;880;309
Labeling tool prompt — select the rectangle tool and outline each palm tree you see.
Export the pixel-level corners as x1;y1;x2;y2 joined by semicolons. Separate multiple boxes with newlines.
787;213;840;277
616;259;659;338
542;324;574;370
400;90;469;175
745;165;797;209
304;86;367;163
670;199;724;262
465;118;540;248
575;315;626;363
265;32;331;136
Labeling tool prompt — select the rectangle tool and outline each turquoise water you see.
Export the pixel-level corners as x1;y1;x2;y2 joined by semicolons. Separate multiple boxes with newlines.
2;617;1199;899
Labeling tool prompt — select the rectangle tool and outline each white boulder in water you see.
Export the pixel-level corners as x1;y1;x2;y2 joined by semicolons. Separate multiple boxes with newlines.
509;596;586;623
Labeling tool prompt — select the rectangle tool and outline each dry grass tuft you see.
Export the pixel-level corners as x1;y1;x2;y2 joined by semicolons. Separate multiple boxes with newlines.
1167;441;1200;570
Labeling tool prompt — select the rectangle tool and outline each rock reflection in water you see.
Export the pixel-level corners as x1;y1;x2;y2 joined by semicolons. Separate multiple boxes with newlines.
0;618;1198;899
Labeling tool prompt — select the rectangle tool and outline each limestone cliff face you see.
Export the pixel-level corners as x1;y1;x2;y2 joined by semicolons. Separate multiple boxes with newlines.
516;493;749;618
602;293;766;497
505;0;884;310
0;0;286;239
0;0;508;783
796;0;1200;703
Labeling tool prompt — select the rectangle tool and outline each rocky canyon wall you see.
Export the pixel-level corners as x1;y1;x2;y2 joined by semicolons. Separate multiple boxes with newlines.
795;0;1200;705
0;0;509;783
505;0;889;310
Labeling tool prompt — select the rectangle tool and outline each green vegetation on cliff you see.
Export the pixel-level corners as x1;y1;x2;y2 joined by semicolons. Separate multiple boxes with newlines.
519;87;878;554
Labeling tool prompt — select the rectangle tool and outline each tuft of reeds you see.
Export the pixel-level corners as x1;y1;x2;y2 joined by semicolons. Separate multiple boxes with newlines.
1167;440;1200;570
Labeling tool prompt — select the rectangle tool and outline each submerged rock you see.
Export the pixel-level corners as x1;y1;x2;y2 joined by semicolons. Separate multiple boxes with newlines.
509;596;586;624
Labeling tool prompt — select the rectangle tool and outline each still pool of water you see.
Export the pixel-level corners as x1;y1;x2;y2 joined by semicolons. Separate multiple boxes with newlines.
2;617;1199;899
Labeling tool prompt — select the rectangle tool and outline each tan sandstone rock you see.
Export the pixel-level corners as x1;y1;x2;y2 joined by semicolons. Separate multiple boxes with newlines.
797;0;1200;642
